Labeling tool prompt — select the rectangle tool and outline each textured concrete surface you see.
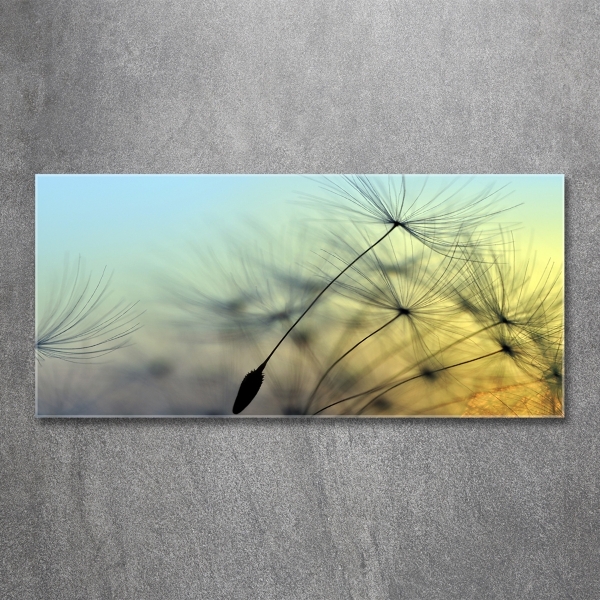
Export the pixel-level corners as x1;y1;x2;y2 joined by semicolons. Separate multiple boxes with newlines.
1;0;599;598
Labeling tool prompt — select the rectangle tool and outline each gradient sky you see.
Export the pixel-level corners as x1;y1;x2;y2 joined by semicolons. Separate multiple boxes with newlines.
36;173;564;307
35;174;564;416
36;173;563;270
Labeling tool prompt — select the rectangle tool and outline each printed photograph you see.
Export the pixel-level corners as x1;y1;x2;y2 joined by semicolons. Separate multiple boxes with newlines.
35;174;564;417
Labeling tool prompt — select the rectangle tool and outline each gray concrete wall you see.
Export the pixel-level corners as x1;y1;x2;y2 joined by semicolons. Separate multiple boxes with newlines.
1;1;598;598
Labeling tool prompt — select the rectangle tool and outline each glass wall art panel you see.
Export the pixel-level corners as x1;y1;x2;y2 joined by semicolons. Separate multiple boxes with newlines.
35;174;564;417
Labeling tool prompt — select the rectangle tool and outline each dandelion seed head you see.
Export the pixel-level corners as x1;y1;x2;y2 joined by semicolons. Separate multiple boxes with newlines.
500;342;516;357
302;174;518;256
419;367;438;382
372;397;392;411
458;239;563;348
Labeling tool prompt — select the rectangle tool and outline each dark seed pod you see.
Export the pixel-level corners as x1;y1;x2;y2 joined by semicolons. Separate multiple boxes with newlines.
232;363;266;414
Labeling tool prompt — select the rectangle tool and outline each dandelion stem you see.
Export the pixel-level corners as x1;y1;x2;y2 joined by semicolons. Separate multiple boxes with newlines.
304;313;400;414
313;348;503;415
262;224;398;366
334;322;501;413
233;224;398;414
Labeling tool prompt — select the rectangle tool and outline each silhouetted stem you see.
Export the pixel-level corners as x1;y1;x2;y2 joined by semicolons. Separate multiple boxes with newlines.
261;224;398;366
313;348;503;415
304;313;400;414
336;322;502;414
233;225;399;414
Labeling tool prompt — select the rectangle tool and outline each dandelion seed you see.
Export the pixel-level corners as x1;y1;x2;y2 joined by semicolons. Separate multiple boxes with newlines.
486;327;552;383
332;235;468;329
36;257;144;363
419;366;438;382
539;340;563;404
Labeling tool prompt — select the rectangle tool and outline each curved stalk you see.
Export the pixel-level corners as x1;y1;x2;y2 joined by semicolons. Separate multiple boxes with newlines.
304;313;400;414
263;225;397;365
233;224;398;414
335;322;502;414
313;349;503;415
